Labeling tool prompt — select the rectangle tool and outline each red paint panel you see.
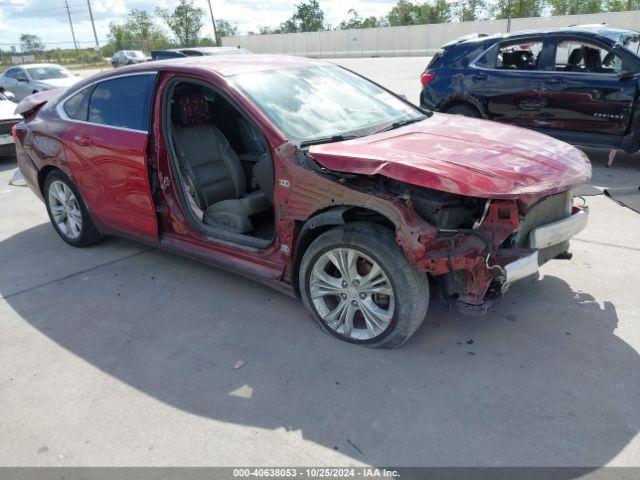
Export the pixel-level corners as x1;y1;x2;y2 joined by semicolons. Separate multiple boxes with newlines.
60;123;157;241
310;113;592;199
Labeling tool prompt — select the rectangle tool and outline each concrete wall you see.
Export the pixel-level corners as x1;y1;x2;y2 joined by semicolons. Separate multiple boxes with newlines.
222;10;640;58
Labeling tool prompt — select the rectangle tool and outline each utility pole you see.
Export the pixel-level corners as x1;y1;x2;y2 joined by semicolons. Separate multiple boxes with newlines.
64;1;79;51
206;0;220;46
86;0;100;50
506;0;512;33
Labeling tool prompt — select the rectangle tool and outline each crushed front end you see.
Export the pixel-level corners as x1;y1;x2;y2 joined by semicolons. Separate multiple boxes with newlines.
387;182;588;315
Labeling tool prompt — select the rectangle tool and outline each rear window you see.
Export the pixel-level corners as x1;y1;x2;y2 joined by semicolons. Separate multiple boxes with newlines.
63;87;93;120
87;74;156;131
475;40;543;70
427;51;443;69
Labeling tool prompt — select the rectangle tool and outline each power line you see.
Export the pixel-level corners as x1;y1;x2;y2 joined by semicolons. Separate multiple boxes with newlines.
64;0;79;52
86;0;100;49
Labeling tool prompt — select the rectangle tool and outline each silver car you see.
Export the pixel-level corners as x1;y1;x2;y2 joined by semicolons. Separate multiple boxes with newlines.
0;64;80;102
0;91;20;157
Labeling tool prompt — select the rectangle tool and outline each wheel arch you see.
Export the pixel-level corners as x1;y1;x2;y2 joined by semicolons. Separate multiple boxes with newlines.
38;164;63;195
439;94;487;118
290;205;397;296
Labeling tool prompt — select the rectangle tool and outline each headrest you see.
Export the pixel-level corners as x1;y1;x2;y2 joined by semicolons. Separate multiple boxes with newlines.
174;92;209;127
568;48;583;65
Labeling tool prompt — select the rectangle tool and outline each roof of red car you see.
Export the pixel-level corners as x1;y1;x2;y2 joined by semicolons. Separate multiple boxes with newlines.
116;54;322;77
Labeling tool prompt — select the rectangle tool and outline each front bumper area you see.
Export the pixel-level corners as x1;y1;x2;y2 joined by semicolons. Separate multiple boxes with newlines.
528;209;589;249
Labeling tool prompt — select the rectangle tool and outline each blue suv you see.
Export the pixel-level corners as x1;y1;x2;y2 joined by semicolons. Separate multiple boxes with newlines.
420;27;640;153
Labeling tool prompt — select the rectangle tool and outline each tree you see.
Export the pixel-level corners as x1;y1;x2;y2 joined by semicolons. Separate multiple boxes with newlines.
388;0;419;25
493;0;544;19
19;33;45;53
156;0;205;47
216;19;239;38
548;0;603;14
278;0;326;33
453;0;488;21
605;0;638;10
387;0;451;26
108;9;170;52
339;9;382;29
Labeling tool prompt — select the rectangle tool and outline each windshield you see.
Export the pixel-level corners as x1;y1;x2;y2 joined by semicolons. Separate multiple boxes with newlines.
124;51;146;58
26;66;73;80
605;30;640;55
232;65;425;144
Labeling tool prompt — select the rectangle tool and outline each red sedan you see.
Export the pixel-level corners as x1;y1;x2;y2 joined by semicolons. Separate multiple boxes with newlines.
13;55;591;348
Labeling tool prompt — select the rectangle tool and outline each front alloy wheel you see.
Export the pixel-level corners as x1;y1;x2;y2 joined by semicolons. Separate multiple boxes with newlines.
300;223;429;348
310;247;395;340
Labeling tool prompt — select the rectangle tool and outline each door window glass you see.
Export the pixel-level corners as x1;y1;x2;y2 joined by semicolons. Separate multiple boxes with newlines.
496;41;543;70
88;74;155;131
554;40;622;74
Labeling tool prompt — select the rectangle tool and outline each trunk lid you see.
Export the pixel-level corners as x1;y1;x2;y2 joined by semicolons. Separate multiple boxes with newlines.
309;113;592;199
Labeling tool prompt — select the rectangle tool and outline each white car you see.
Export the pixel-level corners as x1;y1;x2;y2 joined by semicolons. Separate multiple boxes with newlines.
0;63;80;102
0;91;20;157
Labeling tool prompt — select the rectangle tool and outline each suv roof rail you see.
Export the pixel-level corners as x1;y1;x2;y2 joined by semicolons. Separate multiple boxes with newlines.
442;33;490;48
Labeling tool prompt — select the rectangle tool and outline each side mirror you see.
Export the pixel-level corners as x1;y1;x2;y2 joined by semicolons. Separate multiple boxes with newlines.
16;76;27;82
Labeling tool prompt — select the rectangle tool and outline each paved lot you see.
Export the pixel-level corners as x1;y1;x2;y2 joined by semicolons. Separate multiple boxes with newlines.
1;58;640;467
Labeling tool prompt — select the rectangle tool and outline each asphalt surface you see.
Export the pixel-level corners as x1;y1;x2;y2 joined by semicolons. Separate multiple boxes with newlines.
1;58;639;467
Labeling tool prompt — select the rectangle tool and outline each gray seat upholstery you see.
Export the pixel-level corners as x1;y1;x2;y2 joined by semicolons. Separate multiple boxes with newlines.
173;91;272;233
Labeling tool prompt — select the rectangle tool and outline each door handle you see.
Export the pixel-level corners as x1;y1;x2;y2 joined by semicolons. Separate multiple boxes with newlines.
545;77;567;85
74;135;93;146
473;72;487;81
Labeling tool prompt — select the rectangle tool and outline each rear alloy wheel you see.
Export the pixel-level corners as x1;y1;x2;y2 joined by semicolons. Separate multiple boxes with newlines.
444;104;481;118
300;223;429;348
44;171;104;247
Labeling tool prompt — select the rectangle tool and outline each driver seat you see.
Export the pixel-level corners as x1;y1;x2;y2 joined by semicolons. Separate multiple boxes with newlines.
172;91;272;234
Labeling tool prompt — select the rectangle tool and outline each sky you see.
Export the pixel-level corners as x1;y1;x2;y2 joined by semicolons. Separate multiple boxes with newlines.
0;0;398;49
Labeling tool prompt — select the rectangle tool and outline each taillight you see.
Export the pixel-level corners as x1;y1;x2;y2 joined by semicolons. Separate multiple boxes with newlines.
420;71;436;87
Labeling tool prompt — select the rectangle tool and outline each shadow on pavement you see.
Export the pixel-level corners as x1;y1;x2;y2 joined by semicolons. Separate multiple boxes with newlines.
1;223;639;466
582;147;640;190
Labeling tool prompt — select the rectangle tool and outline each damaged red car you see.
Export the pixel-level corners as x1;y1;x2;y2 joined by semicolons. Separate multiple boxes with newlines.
13;55;591;348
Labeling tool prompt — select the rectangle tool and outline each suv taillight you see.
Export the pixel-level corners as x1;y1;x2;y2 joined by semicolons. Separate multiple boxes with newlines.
420;71;436;87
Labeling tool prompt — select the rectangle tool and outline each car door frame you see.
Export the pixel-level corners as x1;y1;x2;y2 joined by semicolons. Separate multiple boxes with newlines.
534;33;640;143
468;35;553;127
151;71;289;283
56;71;160;243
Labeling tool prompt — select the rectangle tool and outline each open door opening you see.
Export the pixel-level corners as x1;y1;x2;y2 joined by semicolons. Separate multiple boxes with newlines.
163;79;276;248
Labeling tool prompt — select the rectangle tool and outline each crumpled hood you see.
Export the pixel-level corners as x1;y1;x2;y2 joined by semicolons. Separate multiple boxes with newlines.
309;113;592;199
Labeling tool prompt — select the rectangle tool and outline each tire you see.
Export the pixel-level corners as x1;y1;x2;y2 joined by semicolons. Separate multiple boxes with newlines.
44;171;104;247
299;222;429;349
444;104;481;118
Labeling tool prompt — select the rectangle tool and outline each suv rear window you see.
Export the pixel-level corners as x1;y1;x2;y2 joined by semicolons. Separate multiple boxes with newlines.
427;51;443;69
496;41;543;70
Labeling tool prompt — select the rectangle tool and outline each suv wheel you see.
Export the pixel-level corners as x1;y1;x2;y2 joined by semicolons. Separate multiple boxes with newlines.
445;104;480;118
44;171;104;247
299;223;429;349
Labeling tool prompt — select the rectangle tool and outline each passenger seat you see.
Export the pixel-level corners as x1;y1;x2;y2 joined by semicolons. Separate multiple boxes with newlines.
172;91;272;234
